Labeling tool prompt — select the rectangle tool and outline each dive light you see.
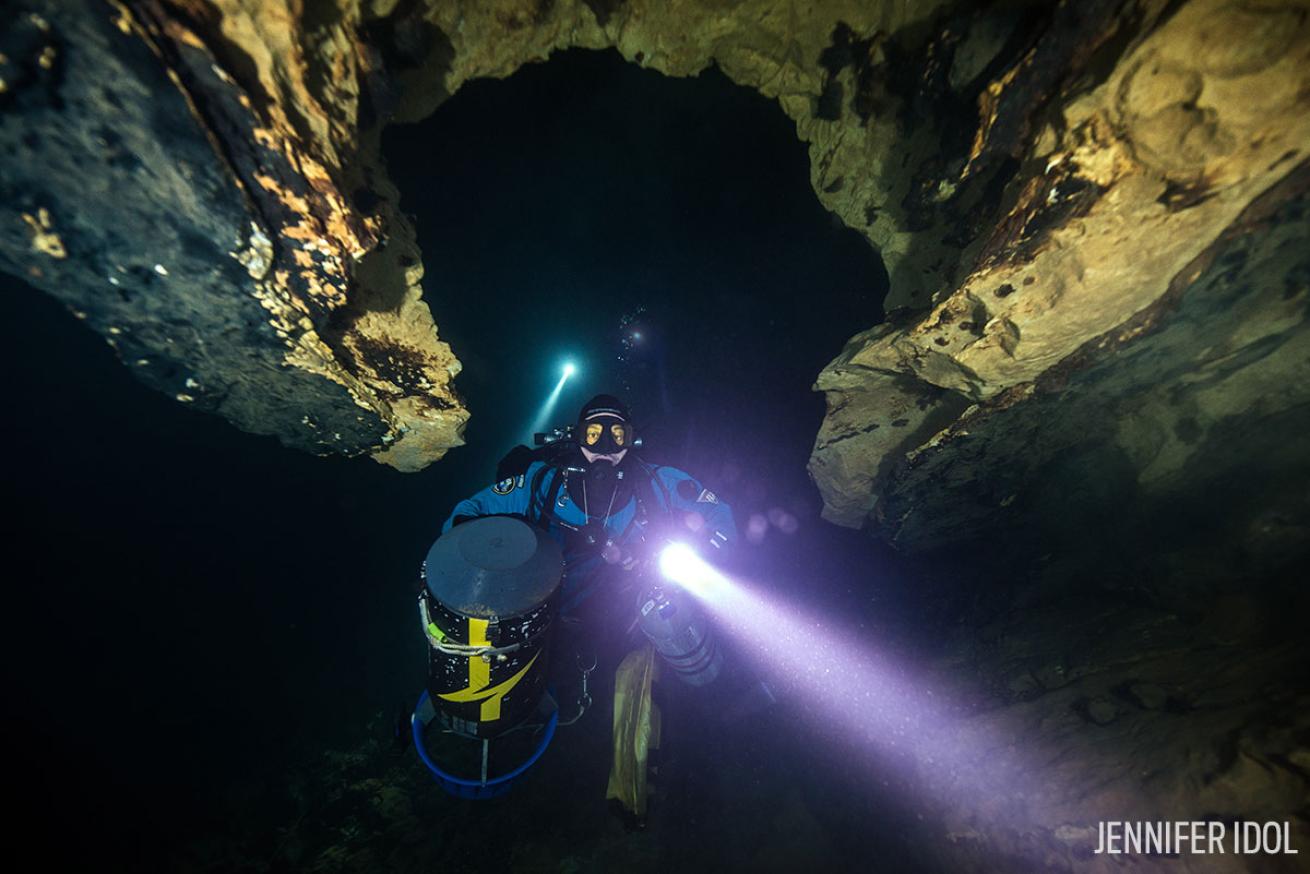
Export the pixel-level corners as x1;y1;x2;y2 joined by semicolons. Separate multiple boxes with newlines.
639;541;723;686
533;424;575;446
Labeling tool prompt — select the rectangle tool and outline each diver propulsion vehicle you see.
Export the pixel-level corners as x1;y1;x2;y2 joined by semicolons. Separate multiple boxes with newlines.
411;516;563;798
411;468;728;799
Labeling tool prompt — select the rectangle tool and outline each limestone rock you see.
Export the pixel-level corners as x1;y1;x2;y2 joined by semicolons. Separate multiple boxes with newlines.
808;0;1310;543
0;0;466;467
876;162;1310;551
0;0;1115;471
912;581;1310;873
3;0;1307;505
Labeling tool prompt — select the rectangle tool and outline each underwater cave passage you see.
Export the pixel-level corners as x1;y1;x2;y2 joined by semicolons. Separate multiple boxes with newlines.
383;48;888;495
9;4;1310;870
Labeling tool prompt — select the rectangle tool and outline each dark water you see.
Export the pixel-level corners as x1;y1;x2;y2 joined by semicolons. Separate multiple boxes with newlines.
1;49;929;871
395;49;885;491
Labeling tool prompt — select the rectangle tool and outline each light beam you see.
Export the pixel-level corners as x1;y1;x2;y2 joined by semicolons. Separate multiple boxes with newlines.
656;541;1046;825
527;361;578;438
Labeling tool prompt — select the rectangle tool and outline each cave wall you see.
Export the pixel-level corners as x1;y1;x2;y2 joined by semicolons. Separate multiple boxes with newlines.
0;0;1132;473
0;0;468;469
2;0;1307;530
880;164;1310;554
809;0;1310;542
0;2;386;455
5;4;1309;870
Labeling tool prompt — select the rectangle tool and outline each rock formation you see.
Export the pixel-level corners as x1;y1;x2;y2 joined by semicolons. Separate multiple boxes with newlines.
1;0;468;469
5;2;1308;870
809;0;1310;549
4;0;1304;524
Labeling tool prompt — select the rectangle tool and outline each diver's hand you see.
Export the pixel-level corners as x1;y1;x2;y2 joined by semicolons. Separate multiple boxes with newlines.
601;540;644;571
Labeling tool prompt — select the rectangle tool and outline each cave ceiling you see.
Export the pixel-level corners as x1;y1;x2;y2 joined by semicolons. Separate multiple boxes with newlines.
1;0;1307;548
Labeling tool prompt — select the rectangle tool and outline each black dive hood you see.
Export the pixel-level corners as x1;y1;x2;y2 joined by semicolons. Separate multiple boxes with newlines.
577;393;634;457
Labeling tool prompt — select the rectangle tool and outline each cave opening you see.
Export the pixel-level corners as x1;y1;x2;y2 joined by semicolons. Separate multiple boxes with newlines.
3;45;916;872
383;48;889;505
4;2;1310;870
363;49;929;867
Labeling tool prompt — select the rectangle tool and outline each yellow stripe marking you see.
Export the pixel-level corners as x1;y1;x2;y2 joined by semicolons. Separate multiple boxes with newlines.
437;617;538;721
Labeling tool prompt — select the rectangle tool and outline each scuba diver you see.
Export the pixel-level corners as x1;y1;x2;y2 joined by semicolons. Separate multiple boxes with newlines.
436;393;737;821
444;394;735;612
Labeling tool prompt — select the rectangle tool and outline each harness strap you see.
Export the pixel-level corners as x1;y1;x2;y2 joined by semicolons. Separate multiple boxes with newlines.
632;461;672;520
533;458;672;538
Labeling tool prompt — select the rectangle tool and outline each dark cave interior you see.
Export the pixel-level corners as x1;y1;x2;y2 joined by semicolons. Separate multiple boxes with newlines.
2;47;916;870
1;3;1308;872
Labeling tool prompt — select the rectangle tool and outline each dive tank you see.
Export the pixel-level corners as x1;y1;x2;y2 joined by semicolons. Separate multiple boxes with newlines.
636;583;722;686
421;517;563;738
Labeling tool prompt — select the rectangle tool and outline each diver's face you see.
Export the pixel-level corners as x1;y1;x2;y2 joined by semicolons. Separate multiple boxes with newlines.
581;446;628;466
579;413;631;465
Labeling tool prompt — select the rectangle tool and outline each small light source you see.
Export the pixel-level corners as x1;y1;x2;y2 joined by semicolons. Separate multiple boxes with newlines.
659;542;728;603
528;359;579;437
659;543;699;583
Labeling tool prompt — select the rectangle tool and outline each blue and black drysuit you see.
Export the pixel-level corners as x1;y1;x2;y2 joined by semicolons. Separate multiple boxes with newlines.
443;458;736;615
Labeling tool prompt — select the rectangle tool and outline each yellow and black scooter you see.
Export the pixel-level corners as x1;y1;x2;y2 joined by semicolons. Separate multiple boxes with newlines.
409;514;723;809
409;516;565;799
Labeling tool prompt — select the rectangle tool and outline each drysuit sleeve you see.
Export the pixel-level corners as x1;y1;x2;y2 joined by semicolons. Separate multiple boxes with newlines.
656;466;737;551
441;463;542;533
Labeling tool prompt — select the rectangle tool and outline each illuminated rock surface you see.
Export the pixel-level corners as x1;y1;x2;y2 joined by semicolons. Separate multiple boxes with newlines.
3;0;1304;508
2;3;1308;869
0;0;467;469
809;0;1310;546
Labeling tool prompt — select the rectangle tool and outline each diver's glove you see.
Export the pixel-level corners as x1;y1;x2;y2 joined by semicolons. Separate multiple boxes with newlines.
599;538;643;571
